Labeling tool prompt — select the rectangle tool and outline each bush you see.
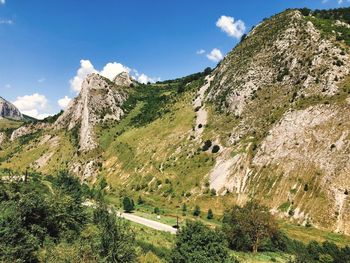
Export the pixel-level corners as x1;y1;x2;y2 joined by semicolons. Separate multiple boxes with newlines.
212;145;220;153
202;140;212;151
122;197;135;213
193;205;201;217
207;209;214;219
170;221;232;263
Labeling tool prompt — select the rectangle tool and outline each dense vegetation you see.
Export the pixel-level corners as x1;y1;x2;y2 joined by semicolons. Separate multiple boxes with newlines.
0;172;136;262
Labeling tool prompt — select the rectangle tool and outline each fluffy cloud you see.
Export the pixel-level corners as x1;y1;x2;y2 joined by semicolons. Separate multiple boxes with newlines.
196;49;206;55
58;96;72;109
70;60;131;93
337;0;350;3
13;93;51;119
207;48;224;63
216;15;245;39
70;60;160;93
137;73;160;84
70;59;97;93
100;62;130;80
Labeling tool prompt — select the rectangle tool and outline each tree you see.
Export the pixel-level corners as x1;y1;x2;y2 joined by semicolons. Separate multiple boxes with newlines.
224;201;278;253
96;206;137;262
122;197;134;213
193;205;201;217
207;209;214;219
137;195;144;205
182;204;187;216
170;221;233;263
154;207;160;214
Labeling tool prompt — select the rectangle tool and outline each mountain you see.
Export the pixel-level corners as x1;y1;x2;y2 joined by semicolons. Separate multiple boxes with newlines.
1;8;350;235
55;72;130;151
0;96;23;120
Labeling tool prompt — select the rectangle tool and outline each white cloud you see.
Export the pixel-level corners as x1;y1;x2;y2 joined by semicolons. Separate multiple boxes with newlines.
58;96;72;109
338;0;350;3
196;49;206;55
70;60;160;92
13;93;51;119
38;78;46;83
216;15;245;39
0;0;5;5
69;59;97;93
99;62;130;80
4;84;11;88
207;48;224;63
137;73;160;84
0;19;13;25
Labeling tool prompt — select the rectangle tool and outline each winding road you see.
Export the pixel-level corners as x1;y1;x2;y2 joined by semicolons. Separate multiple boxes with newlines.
117;212;178;234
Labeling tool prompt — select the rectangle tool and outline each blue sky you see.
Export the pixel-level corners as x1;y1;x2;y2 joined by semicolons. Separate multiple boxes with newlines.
0;0;349;118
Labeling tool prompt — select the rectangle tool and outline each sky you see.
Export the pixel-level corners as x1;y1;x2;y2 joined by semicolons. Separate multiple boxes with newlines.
0;0;349;119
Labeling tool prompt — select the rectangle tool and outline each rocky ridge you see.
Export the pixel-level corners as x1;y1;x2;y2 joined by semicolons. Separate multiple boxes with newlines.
0;97;23;120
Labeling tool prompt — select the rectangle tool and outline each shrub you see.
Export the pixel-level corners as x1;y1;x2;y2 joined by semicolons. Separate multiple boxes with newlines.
212;145;220;153
170;221;232;263
207;209;214;219
202;140;212;151
122;197;135;213
193;205;201;217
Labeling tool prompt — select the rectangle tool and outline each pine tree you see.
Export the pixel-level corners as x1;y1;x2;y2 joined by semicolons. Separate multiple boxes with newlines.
122;197;134;213
207;208;214;219
193;205;201;217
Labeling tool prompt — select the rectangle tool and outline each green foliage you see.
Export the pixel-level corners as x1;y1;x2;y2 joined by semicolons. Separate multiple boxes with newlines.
122;196;135;213
212;145;220;153
0;172;87;262
207;208;214;219
182;203;187;216
224;201;278;253
202;140;212;151
170;221;232;263
193;205;201;217
95;206;137;262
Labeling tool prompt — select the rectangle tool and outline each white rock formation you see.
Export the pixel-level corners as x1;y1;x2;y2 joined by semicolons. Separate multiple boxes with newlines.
0;96;23;120
55;73;129;151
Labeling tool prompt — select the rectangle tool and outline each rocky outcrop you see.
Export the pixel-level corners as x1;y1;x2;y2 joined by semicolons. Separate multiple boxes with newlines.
114;71;134;87
0;132;6;146
208;10;350;116
0;97;23;120
55;73;129;151
206;9;350;233
10;123;48;141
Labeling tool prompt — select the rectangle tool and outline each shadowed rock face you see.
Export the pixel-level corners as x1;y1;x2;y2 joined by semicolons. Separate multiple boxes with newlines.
0;97;23;120
55;73;129;151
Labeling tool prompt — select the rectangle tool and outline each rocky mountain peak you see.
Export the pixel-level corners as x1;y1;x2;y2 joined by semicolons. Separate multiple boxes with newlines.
0;96;23;120
113;71;133;87
55;73;128;151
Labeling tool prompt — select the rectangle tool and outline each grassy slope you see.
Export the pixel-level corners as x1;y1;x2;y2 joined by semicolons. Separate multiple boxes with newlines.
0;118;24;130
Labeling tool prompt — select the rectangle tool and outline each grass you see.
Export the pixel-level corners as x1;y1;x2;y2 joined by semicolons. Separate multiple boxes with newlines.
232;251;292;263
280;222;350;247
0;118;24;131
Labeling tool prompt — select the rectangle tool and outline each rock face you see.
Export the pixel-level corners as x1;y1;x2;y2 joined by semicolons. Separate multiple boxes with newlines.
0;97;23;120
10;123;48;141
113;71;134;87
55;73;129;151
209;10;350;116
207;9;350;233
